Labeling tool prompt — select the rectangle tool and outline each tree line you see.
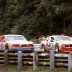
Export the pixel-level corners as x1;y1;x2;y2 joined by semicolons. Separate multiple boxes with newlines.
0;0;72;39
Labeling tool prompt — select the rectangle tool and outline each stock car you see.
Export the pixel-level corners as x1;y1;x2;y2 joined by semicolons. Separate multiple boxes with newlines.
45;35;72;52
0;35;34;51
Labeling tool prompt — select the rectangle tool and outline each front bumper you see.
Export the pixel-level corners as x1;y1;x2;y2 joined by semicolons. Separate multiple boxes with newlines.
0;47;34;51
10;48;34;51
60;47;72;52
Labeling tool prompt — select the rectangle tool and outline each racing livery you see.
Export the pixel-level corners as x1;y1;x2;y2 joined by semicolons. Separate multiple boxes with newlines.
46;35;72;52
0;35;34;51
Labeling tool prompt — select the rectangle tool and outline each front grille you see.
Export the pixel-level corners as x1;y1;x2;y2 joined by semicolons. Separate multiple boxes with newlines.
12;44;20;47
70;44;72;47
28;44;34;47
65;44;72;47
21;44;27;47
65;45;69;47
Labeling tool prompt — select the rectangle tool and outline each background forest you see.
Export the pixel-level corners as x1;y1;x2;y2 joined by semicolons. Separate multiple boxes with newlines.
0;0;72;39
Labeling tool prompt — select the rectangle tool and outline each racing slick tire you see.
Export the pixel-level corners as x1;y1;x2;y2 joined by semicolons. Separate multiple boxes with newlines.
5;43;9;50
55;45;59;52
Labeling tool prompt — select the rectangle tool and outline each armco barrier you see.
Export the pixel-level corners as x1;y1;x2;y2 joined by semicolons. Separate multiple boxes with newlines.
0;44;72;71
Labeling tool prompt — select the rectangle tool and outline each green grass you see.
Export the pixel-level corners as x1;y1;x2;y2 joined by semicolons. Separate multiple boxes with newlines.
0;65;71;72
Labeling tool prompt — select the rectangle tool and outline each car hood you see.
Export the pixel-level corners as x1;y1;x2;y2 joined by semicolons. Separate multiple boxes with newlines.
6;40;33;44
55;41;72;45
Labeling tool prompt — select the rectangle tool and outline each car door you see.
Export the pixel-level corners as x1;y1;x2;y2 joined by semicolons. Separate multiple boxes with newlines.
46;37;55;50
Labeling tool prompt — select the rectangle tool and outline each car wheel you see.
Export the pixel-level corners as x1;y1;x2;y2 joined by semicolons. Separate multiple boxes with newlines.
55;45;59;52
5;43;9;50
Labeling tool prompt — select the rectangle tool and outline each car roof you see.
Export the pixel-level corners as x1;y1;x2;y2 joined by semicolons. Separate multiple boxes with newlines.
48;35;69;38
2;34;23;37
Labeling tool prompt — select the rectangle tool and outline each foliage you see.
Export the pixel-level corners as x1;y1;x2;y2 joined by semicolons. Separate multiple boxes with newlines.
30;38;39;43
0;0;72;39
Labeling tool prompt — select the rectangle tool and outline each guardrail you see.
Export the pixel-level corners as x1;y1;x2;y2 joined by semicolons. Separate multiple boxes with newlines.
0;44;72;71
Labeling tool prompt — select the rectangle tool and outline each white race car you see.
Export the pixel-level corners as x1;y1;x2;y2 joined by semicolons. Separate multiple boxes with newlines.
0;34;34;51
46;35;72;52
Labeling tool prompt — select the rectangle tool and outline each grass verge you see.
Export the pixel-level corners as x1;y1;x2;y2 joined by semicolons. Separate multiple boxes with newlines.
0;65;71;72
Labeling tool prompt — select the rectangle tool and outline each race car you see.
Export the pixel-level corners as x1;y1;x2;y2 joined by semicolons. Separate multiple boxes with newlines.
0;34;34;51
46;35;72;52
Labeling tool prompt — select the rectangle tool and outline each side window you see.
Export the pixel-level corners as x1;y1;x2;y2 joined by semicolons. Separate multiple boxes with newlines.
50;37;54;42
46;37;49;41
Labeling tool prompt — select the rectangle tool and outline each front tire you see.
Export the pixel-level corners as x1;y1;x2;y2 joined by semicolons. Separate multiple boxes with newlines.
55;45;59;52
5;43;9;50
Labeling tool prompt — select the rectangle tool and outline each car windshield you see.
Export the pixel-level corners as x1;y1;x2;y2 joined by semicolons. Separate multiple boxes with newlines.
6;36;27;41
55;36;71;41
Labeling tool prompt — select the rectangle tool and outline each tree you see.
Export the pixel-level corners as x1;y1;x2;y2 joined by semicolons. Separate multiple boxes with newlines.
0;0;72;39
